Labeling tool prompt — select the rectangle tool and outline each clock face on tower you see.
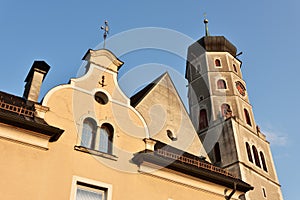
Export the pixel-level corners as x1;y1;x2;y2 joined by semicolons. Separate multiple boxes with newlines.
235;81;246;96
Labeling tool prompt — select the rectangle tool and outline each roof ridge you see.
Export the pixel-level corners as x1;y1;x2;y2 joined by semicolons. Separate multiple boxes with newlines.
130;72;169;107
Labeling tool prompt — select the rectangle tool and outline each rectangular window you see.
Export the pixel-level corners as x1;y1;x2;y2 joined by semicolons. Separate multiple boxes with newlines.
70;176;112;200
76;182;105;200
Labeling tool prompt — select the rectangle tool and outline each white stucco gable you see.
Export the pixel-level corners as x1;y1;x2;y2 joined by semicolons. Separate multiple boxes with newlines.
131;72;209;161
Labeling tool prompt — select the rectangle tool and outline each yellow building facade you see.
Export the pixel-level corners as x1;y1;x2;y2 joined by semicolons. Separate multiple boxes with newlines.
1;14;286;198
0;46;253;200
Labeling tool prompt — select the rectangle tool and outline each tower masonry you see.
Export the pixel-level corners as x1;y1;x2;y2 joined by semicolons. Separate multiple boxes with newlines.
185;20;284;200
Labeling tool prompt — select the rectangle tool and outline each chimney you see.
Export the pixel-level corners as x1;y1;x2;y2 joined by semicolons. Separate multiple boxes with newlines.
23;61;50;102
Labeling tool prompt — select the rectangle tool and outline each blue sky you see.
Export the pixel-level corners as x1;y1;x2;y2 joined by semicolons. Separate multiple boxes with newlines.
0;0;298;199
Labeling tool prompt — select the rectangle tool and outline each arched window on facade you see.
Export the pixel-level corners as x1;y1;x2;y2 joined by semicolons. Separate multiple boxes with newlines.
221;103;232;118
252;145;261;168
260;151;268;172
199;109;208;130
244;109;252;126
246;142;253;163
217;79;227;89
81;118;97;149
214;142;221;163
99;123;114;154
215;59;221;67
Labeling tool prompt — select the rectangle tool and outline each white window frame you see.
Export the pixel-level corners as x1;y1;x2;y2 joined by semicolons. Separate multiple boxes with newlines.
70;176;112;200
216;78;228;90
214;58;222;68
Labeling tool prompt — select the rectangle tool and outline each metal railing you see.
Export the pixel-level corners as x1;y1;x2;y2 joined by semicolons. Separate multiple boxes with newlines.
156;149;236;178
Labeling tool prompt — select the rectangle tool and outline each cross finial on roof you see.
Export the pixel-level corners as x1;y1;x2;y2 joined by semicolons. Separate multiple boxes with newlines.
101;20;109;48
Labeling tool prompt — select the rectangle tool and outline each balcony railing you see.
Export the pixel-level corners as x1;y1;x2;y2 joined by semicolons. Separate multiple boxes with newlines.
0;100;34;118
156;149;236;178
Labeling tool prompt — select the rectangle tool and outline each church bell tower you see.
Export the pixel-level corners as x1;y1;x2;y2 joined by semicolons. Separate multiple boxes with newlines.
185;18;284;200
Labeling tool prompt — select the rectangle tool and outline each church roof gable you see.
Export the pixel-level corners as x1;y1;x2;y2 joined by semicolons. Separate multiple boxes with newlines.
130;72;167;107
130;72;209;158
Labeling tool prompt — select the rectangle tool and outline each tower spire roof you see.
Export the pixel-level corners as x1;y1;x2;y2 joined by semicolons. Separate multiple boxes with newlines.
204;14;210;36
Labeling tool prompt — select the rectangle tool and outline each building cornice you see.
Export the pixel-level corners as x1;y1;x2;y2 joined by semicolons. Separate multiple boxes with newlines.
132;150;253;193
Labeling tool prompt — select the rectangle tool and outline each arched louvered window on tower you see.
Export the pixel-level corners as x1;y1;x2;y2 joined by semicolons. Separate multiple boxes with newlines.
246;142;253;163
199;109;208;130
233;64;237;72
99;123;114;154
217;79;227;89
221;103;232;118
81;118;97;149
244;109;252;126
215;59;221;67
252;145;261;168
214;142;221;163
260;151;268;172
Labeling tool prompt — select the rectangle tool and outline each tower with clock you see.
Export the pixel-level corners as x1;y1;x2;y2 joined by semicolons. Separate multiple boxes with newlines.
185;18;284;200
